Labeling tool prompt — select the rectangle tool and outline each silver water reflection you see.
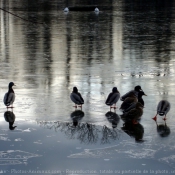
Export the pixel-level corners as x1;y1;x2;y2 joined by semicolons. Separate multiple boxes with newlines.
0;0;175;147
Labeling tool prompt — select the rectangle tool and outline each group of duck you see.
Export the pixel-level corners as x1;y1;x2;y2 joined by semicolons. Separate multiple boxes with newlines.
3;82;171;125
70;85;171;125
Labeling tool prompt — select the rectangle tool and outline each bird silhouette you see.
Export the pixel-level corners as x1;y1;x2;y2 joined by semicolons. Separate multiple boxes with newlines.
120;85;142;101
70;87;84;109
3;82;16;109
105;87;120;110
153;100;170;121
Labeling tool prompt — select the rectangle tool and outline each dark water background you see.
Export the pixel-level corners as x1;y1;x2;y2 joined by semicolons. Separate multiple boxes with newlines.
0;0;175;174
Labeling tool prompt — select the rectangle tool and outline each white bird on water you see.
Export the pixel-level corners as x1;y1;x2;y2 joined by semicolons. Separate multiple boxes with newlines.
64;7;69;13
94;7;99;14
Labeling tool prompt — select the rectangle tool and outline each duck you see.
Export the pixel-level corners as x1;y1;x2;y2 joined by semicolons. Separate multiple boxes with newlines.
70;87;84;108
152;100;170;121
64;7;69;12
120;92;137;112
94;7;99;14
120;85;142;101
105;87;120;110
121;102;144;124
3;82;16;109
121;91;147;113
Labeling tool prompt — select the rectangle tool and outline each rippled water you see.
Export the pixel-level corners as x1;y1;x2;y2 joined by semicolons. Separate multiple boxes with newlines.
0;0;175;174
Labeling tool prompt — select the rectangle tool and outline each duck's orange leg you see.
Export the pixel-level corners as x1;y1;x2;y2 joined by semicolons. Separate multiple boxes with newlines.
152;114;157;121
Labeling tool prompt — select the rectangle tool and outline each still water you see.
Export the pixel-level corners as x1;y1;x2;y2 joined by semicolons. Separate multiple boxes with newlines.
0;0;175;174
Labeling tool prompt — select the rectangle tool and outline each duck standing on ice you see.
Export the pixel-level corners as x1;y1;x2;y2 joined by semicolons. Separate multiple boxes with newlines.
70;87;84;109
3;82;16;109
105;87;120;110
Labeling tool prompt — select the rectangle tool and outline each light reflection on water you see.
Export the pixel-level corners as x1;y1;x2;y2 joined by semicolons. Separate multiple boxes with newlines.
0;0;175;172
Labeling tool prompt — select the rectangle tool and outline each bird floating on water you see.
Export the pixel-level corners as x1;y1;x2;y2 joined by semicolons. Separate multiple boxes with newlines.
153;100;170;121
120;85;142;101
105;87;120;110
70;87;84;109
94;7;99;14
64;7;69;13
3;82;16;109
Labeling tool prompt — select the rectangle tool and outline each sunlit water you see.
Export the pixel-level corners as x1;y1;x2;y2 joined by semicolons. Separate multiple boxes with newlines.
0;0;175;174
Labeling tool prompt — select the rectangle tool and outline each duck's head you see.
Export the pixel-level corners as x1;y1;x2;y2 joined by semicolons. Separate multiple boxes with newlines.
134;85;142;92
9;82;15;89
138;91;147;98
112;87;118;93
73;87;78;93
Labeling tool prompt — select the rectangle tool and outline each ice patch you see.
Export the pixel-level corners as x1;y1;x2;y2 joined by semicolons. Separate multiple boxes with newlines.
0;150;41;165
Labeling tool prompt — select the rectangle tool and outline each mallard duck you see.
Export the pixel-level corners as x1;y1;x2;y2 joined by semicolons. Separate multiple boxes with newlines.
152;100;170;121
122;91;147;113
105;87;120;110
3;82;16;108
120;92;137;112
120;85;142;101
121;102;144;124
70;87;84;108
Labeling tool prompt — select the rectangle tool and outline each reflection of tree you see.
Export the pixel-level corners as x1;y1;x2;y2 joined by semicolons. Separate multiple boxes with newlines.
105;111;120;128
37;121;121;144
121;121;144;142
101;125;121;144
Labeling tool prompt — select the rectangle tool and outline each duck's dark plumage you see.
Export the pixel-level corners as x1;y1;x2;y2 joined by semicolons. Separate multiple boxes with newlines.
153;100;170;121
105;87;120;108
3;82;15;108
70;87;84;107
120;85;142;101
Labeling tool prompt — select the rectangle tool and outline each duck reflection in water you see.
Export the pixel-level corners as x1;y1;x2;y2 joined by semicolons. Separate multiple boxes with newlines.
70;110;84;127
4;111;17;130
121;121;144;142
105;111;120;128
154;120;170;137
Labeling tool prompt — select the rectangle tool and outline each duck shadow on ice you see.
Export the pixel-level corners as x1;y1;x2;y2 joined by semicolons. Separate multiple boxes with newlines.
105;111;120;128
121;121;144;142
70;109;85;127
153;120;170;137
4;111;17;130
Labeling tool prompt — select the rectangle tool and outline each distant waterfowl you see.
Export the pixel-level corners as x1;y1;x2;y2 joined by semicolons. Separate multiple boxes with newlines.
105;87;120;110
120;85;142;101
153;100;170;121
121;91;147;113
3;82;16;109
64;7;69;12
70;87;84;108
121;102;144;124
94;7;99;14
